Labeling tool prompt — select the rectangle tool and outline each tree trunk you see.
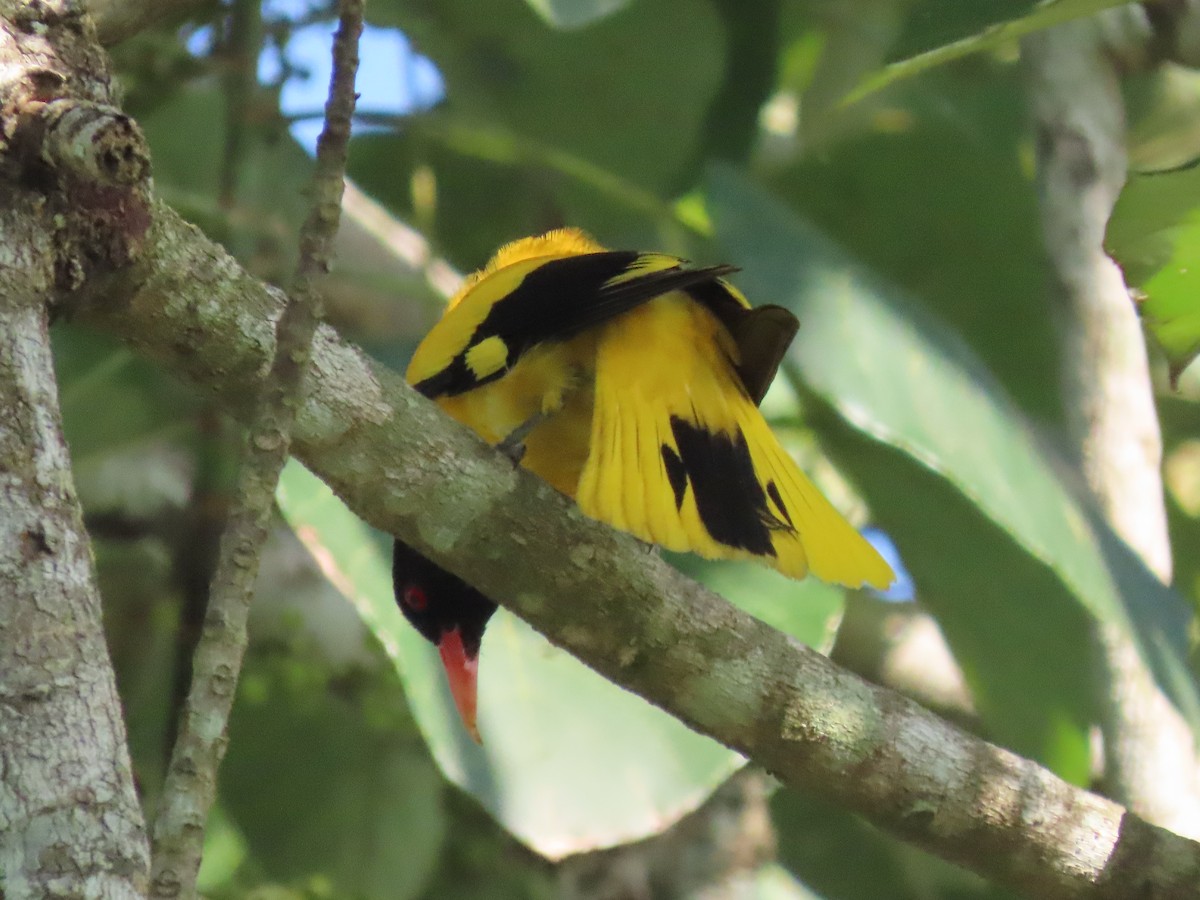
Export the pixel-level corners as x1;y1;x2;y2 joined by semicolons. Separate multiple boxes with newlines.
0;195;149;899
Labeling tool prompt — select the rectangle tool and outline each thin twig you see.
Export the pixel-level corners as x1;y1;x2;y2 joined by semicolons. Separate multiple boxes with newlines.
147;2;363;896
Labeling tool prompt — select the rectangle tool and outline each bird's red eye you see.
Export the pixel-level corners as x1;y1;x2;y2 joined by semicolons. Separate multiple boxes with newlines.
403;585;428;611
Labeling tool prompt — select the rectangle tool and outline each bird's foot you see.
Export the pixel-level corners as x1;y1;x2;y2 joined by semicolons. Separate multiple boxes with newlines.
497;436;527;465
496;413;546;466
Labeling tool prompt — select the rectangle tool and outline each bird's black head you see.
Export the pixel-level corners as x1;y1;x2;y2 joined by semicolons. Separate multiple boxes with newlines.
392;540;497;655
392;539;498;741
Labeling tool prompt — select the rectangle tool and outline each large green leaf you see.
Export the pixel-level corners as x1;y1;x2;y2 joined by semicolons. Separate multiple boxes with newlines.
889;1;1036;61
766;64;1056;419
276;459;843;857
707;165;1200;779
1107;161;1200;384
376;0;721;191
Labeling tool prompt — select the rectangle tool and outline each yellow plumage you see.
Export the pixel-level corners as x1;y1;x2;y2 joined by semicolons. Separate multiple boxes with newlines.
406;228;893;590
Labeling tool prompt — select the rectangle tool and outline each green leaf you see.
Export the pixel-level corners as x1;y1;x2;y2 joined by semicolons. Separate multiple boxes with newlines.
889;1;1036;62
844;0;1133;105
377;0;722;189
523;0;632;30
1107;160;1200;384
707;165;1200;778
276;460;843;857
695;0;781;164
197;806;249;896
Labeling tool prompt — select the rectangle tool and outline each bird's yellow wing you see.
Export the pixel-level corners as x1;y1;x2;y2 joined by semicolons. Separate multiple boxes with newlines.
407;235;735;401
576;292;894;589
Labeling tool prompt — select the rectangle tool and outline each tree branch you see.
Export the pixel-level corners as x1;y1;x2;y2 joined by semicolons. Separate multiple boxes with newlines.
70;196;1200;898
148;3;362;896
1024;16;1200;838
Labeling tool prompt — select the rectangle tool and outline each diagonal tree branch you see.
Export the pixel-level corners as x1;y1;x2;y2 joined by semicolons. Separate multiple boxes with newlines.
72;198;1200;899
147;3;362;896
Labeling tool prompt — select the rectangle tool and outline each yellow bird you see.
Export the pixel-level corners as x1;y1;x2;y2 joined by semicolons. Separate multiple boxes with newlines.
394;228;893;739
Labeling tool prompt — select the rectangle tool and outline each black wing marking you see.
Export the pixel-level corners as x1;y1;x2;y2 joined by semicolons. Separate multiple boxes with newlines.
665;415;791;557
414;252;737;399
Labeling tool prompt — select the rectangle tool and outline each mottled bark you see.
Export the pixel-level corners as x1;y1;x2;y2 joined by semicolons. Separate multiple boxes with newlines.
1024;17;1200;838
0;2;155;898
71;200;1200;899
10;98;149;186
831;595;975;728
0;195;149;900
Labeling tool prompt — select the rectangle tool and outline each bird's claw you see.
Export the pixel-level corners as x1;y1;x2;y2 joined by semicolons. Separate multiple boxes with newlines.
496;413;545;466
496;434;527;465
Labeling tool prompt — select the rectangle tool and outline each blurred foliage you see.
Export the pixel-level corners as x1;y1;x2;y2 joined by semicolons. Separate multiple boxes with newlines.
57;0;1200;897
771;787;1018;900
